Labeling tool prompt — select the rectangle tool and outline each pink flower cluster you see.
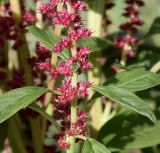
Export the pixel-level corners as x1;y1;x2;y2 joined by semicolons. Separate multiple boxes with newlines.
37;46;92;78
39;0;92;149
103;0;115;37
53;112;88;148
56;80;91;106
0;2;36;88
115;0;144;58
0;3;36;50
67;112;88;136
22;11;36;24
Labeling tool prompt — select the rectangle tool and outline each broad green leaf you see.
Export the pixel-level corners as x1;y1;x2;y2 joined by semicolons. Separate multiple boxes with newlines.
26;25;70;60
82;138;111;153
104;69;160;92
91;69;160;100
29;103;60;132
78;37;112;52
0;86;48;124
97;111;160;151
26;25;59;50
92;85;156;122
145;17;160;37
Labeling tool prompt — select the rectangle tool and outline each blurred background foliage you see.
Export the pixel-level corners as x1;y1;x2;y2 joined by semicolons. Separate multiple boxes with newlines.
0;0;160;153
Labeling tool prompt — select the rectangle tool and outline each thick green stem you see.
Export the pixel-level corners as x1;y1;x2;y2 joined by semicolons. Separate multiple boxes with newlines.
87;0;105;136
66;2;78;153
29;117;43;153
9;1;44;153
8;117;27;153
42;3;63;141
150;61;160;73
101;100;112;125
43;3;63;108
9;0;32;85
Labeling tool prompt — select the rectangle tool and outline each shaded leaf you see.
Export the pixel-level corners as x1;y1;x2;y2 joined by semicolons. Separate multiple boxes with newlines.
26;25;59;50
91;69;160;100
0;86;48;124
78;37;112;52
92;85;156;122
0;121;8;150
145;17;160;37
57;49;71;60
27;25;70;60
82;138;111;153
104;69;160;92
97;111;160;151
29;103;60;132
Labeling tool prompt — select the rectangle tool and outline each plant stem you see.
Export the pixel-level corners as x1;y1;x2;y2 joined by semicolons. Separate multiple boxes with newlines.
44;3;63;108
66;2;78;153
120;47;127;66
8;117;27;153
87;0;105;136
150;61;160;73
42;3;63;141
10;1;44;153
36;1;43;29
9;0;32;85
101;100;112;125
29;117;43;153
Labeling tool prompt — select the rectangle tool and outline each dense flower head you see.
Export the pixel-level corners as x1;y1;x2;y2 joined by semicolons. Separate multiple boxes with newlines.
56;79;91;106
57;61;73;76
53;11;78;27
73;1;88;11
39;0;92;149
53;37;72;52
68;28;92;40
37;61;51;71
22;11;36;24
67;112;88;136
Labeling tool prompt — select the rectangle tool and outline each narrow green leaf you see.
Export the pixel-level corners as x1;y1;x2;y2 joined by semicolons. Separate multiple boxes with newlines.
82;138;111;153
57;49;71;60
104;69;160;92
29;103;60;132
97;111;160;151
0;86;48;124
92;85;156;122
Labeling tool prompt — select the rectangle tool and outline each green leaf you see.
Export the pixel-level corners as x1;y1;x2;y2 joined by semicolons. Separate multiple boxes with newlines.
29;103;60;132
91;69;160;100
0;86;48;124
82;138;111;153
145;17;160;37
57;49;71;60
92;85;156;122
104;69;160;92
97;111;160;151
26;25;70;60
26;25;59;50
78;37;112;52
